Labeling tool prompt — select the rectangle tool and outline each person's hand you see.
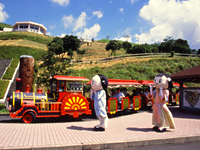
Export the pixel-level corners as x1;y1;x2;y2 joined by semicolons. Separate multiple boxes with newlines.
159;86;164;99
90;88;94;95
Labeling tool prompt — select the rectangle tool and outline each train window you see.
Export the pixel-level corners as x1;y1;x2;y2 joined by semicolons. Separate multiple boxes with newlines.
66;81;82;91
51;80;57;92
59;81;65;92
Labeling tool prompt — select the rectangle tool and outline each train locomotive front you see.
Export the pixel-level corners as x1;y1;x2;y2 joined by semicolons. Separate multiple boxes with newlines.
5;75;91;123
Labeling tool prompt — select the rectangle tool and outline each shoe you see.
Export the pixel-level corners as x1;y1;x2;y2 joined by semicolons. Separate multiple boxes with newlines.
152;126;158;131
156;128;166;132
94;126;105;131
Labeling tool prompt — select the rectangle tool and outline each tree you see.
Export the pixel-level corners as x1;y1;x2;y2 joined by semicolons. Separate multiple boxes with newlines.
62;35;81;53
197;49;200;54
158;36;175;53
106;35;110;39
122;41;132;52
151;47;158;53
174;38;190;47
105;40;121;58
67;49;74;59
47;37;64;58
132;45;145;53
171;38;191;53
37;50;70;87
77;49;86;60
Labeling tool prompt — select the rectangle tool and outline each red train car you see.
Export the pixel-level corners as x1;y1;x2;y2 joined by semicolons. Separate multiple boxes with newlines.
86;79;142;116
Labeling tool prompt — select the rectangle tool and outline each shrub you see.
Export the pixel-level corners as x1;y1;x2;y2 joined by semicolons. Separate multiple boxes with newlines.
0;104;6;110
178;64;185;70
10;58;19;67
171;51;175;57
156;66;165;73
2;67;15;80
0;80;9;99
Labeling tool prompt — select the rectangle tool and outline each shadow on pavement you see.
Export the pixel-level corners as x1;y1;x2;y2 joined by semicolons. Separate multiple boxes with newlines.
127;127;154;132
127;127;173;133
66;125;94;131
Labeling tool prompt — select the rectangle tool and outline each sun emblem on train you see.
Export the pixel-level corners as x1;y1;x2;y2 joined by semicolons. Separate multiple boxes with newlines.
64;96;87;110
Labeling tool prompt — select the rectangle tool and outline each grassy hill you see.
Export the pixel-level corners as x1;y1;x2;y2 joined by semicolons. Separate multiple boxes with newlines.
0;31;199;88
0;31;53;60
0;23;13;30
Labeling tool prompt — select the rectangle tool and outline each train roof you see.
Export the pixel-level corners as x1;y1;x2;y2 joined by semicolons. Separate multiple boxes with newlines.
52;75;89;81
86;79;186;88
86;79;140;88
138;80;186;88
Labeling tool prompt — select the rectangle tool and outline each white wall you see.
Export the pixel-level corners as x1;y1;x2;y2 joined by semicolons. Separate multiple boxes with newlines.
3;27;13;32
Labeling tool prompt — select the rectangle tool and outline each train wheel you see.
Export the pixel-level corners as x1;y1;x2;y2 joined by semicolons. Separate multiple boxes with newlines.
22;112;36;123
108;114;113;118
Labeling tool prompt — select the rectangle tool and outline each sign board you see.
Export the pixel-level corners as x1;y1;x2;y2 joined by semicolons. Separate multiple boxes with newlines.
182;88;200;110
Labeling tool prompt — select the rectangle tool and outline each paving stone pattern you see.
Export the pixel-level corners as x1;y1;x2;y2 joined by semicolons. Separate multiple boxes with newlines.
0;107;200;149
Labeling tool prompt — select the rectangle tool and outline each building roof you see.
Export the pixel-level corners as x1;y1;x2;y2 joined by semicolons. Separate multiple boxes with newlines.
171;65;200;83
13;21;47;30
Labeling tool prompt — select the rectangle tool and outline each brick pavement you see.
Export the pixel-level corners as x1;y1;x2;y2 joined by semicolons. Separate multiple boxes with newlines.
0;106;200;150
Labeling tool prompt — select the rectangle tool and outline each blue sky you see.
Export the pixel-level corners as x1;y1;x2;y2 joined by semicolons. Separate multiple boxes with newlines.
0;0;200;49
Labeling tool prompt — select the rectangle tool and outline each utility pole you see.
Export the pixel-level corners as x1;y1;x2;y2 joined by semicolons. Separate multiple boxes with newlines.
137;37;140;44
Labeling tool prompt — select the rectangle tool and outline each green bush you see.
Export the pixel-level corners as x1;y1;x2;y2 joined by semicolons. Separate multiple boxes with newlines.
0;45;46;60
98;39;110;43
10;58;19;67
2;67;15;80
0;104;6;110
0;80;9;99
171;51;175;57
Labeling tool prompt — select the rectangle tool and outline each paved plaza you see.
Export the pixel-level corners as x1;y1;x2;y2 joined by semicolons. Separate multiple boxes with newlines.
0;106;200;150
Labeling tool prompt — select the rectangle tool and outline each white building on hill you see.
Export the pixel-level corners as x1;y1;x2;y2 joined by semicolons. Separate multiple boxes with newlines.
13;21;47;35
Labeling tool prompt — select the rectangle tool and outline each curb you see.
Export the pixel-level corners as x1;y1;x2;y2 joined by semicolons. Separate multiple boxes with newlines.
1;135;200;150
0;113;9;116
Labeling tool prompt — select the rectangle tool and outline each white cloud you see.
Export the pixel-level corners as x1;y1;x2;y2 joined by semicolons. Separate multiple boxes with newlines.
46;32;51;36
119;8;124;14
76;23;101;39
51;0;69;6
131;0;139;4
62;15;74;29
0;3;8;22
62;12;101;39
49;25;56;30
93;11;103;19
114;27;132;42
60;33;66;37
73;12;87;32
114;37;132;43
134;0;200;49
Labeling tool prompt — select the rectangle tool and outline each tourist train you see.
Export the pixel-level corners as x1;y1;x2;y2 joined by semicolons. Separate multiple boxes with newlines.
5;75;180;123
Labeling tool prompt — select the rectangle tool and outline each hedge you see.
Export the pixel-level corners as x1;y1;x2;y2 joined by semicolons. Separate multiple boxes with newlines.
2;67;15;80
0;80;9;99
10;58;19;68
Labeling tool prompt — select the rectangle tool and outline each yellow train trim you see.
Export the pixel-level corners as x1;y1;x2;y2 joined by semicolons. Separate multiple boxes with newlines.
13;92;15;107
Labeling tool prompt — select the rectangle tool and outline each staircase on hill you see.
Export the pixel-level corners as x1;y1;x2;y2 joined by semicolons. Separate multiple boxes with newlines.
0;59;11;79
